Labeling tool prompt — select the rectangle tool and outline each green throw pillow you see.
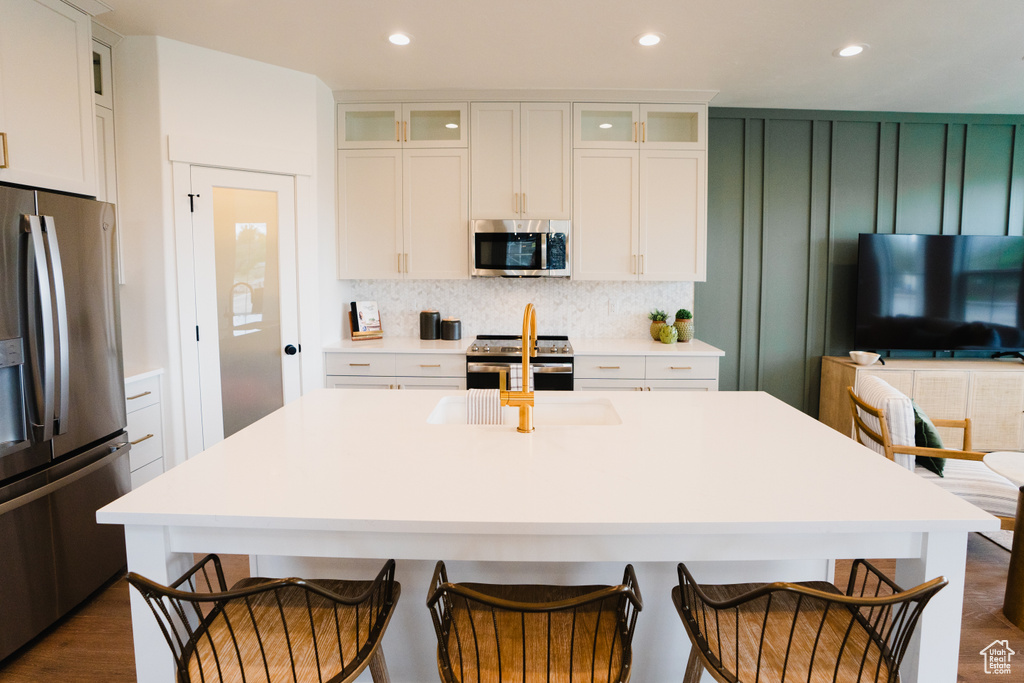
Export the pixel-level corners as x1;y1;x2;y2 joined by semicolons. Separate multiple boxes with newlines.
911;400;946;477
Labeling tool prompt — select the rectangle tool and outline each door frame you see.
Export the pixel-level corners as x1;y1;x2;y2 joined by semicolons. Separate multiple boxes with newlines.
170;135;320;458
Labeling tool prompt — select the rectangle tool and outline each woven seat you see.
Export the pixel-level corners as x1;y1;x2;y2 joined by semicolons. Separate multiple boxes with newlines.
426;561;642;683
672;560;946;683
128;555;399;683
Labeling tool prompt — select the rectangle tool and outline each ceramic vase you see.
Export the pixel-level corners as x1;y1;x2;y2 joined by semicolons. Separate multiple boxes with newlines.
674;318;694;342
650;321;666;340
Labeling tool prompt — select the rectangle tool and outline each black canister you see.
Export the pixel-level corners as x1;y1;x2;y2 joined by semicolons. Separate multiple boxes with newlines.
441;318;462;340
419;311;441;340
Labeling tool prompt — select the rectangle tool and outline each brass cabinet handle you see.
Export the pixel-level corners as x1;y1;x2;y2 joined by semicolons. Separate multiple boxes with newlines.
130;433;155;446
598;366;621;369
640;254;645;274
0;132;7;168
349;363;371;367
522;193;526;213
396;121;400;142
633;121;637;143
405;252;410;273
420;364;441;368
514;193;518;213
642;121;646;143
403;120;408;142
670;366;693;370
127;391;152;401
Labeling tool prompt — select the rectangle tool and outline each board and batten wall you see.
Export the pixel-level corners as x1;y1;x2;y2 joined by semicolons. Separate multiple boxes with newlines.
697;108;1024;417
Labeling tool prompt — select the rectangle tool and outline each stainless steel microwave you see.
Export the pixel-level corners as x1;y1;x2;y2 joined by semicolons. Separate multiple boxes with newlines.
470;220;570;278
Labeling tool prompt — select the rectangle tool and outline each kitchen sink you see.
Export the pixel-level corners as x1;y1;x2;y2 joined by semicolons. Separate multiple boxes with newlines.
427;395;622;426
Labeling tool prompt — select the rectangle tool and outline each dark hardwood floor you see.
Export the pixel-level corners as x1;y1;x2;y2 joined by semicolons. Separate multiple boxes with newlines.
0;539;1020;682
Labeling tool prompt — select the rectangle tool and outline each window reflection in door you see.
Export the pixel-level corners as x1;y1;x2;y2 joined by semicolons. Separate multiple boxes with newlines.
212;189;282;437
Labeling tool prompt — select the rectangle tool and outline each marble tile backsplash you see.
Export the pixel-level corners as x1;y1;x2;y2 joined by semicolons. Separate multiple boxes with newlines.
346;279;694;340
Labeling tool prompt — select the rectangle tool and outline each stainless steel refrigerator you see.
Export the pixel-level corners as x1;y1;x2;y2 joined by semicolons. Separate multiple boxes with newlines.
0;185;130;661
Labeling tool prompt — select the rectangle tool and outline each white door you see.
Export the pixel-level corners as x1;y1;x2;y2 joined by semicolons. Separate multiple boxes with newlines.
189;166;300;445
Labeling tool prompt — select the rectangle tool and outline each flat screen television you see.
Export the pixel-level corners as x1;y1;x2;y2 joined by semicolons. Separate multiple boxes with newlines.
855;234;1024;353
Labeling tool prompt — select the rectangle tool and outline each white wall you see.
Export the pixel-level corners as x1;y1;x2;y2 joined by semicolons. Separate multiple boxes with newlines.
114;36;333;467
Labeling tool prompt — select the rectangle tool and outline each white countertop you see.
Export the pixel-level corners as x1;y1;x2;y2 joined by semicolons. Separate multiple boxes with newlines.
99;388;993;536
323;337;724;356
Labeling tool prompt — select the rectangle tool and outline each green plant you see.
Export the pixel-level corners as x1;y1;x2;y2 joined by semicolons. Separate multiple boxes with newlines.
675;308;692;320
659;324;678;343
648;309;669;322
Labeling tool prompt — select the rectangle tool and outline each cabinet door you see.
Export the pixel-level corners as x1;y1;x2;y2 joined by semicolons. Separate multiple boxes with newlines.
337;149;403;279
572;149;639;280
639;104;706;150
403;148;469;279
639;150;706;281
573;103;639;149
0;0;96;195
520;102;570;219
337;103;402;149
402;103;467;148
470;102;520;218
912;371;970;449
969;372;1024;451
91;40;112;109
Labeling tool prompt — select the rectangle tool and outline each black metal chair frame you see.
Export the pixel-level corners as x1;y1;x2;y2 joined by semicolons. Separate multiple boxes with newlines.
127;554;399;683
426;561;643;683
672;560;947;683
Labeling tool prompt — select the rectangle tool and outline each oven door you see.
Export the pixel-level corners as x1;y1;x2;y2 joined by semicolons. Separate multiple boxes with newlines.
466;360;574;391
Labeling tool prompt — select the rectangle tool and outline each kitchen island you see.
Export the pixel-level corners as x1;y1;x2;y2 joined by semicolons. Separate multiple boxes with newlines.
99;388;997;683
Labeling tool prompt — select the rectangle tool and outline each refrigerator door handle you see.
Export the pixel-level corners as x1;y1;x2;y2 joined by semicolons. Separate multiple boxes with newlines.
23;215;55;442
40;216;70;435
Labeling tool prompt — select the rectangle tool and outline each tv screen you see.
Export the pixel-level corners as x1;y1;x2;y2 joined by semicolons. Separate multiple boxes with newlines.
855;234;1024;352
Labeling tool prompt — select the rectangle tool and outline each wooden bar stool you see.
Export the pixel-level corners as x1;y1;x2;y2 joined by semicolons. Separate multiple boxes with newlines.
128;555;400;683
426;561;642;683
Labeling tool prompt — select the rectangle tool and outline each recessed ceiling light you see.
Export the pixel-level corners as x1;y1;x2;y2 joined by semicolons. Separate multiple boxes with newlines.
634;33;663;47
388;33;411;46
834;44;867;58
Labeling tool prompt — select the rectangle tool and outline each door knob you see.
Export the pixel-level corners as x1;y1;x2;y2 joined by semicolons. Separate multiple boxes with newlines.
284;344;298;356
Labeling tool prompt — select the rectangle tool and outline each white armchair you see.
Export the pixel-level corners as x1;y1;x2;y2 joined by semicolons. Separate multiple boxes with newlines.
849;375;1017;530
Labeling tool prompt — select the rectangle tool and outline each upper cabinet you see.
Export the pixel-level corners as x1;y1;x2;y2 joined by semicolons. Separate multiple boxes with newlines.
0;0;97;195
470;102;570;219
337;103;468;149
573;103;705;151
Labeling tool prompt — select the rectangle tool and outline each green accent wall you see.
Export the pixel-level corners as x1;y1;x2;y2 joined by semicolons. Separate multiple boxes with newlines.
697;109;1024;416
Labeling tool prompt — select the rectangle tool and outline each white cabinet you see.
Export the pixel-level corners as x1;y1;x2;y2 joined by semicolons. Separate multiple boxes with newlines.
573;103;706;151
470;102;570;219
575;352;719;391
338;147;468;279
572;102;707;282
0;0;96;195
573;148;706;281
819;356;1024;452
325;351;467;390
337;102;467;149
125;371;165;489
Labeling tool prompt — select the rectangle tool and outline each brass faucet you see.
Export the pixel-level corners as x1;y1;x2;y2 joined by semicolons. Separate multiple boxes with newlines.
500;303;536;433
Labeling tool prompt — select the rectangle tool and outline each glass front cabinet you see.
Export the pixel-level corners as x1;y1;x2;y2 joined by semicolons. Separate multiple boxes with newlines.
573;103;705;150
338;103;468;149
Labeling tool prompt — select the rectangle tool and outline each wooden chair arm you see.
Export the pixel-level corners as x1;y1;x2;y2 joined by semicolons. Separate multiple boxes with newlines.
929;416;973;450
890;445;987;462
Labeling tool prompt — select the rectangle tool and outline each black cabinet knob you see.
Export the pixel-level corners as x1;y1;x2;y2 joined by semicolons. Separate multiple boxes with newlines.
284;344;298;356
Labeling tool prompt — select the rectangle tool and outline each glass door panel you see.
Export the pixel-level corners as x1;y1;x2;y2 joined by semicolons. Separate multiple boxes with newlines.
402;103;467;147
338;104;401;148
573;104;639;149
640;104;706;149
211;186;283;438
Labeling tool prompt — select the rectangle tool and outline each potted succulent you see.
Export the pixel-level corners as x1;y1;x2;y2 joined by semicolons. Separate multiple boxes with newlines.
674;308;694;342
648;309;669;340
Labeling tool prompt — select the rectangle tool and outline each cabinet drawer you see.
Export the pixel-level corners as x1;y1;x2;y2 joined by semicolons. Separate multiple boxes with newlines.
327;376;396;390
645;378;717;392
575;355;645;379
575;378;645;391
130;458;164;490
125;375;160;411
645;356;718;380
324;353;396;376
395;353;465;377
127;403;162;471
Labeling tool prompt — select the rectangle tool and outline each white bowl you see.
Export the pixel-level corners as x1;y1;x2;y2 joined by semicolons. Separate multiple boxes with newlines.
849;351;880;366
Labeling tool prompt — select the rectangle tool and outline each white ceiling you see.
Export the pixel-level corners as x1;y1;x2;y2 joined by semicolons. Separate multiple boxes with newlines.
95;0;1024;114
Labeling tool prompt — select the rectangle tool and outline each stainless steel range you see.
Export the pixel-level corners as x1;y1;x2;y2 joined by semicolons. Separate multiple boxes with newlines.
466;335;574;391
